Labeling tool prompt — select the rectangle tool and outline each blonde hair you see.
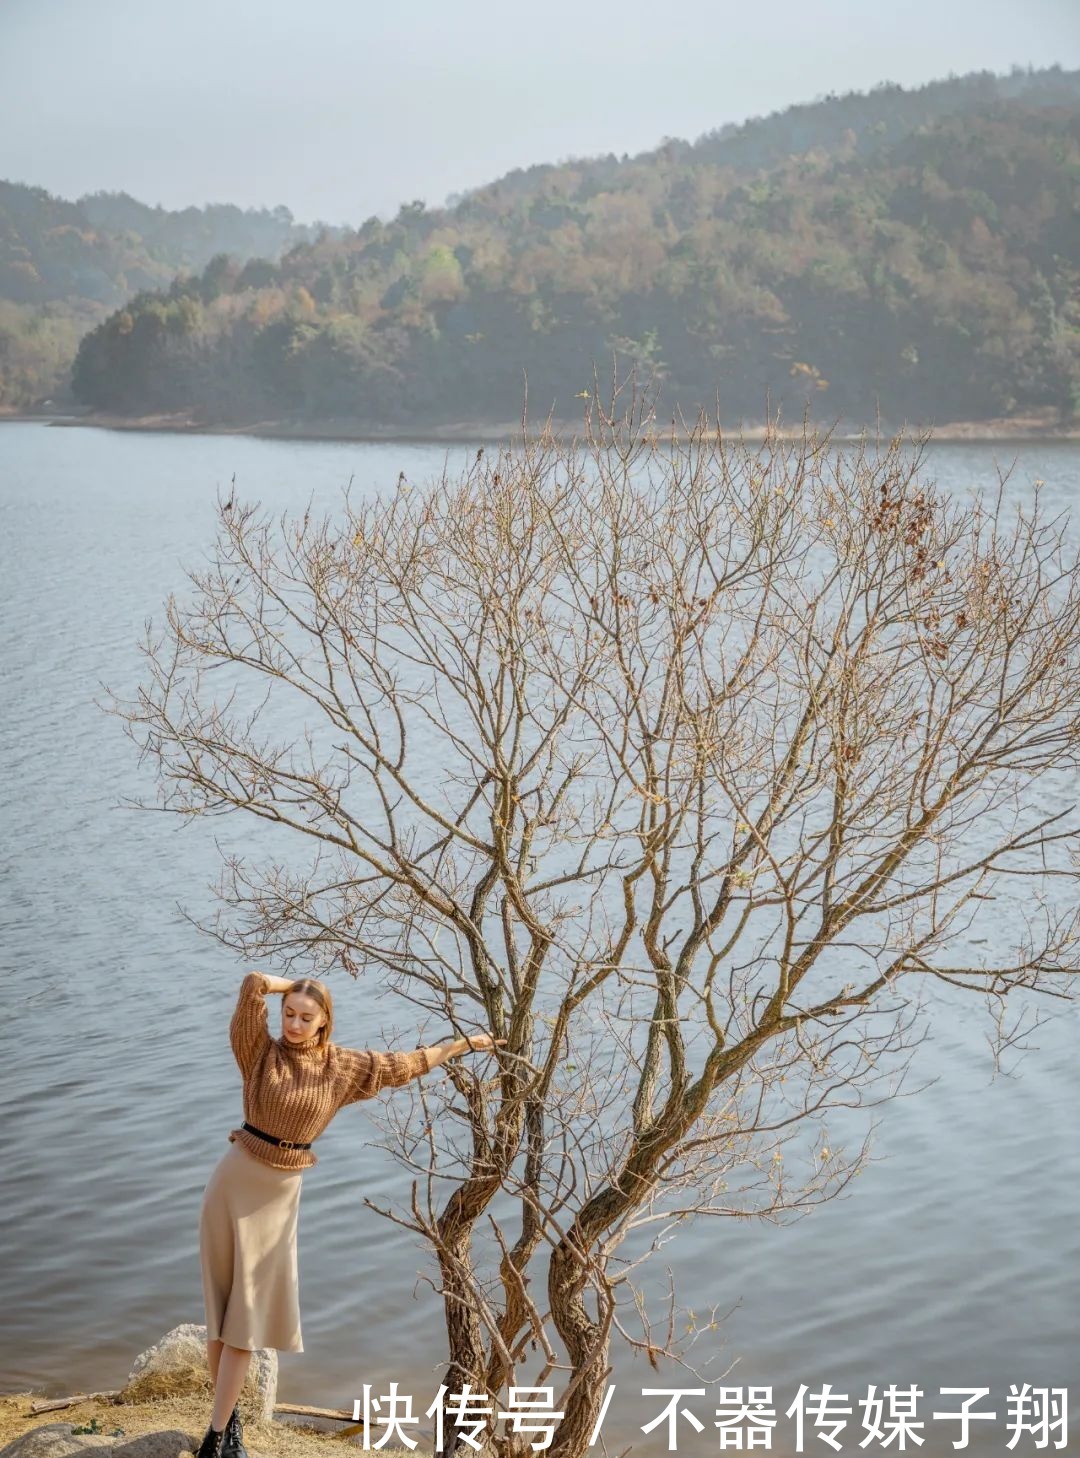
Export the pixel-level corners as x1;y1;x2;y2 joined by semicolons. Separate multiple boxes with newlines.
281;978;335;1049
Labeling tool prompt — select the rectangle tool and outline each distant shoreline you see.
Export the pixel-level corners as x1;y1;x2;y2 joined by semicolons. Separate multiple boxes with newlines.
2;407;1079;445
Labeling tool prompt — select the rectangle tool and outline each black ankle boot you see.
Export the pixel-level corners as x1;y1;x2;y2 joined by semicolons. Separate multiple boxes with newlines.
221;1406;248;1458
195;1423;224;1458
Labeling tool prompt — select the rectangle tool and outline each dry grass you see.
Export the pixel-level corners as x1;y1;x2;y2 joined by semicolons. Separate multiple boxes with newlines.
0;1391;418;1458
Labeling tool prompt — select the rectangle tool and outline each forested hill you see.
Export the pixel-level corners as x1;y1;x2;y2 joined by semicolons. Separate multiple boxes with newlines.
39;66;1080;427
0;183;332;407
458;64;1080;207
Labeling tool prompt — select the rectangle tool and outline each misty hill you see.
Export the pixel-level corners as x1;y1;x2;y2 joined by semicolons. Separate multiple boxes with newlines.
10;65;1080;427
77;192;329;279
0;182;332;407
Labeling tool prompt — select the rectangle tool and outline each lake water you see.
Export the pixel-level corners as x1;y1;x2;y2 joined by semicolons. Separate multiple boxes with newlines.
1;421;1077;1456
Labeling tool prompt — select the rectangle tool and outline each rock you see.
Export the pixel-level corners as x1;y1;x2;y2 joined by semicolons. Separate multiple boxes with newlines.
120;1325;277;1422
0;1426;110;1458
0;1425;191;1458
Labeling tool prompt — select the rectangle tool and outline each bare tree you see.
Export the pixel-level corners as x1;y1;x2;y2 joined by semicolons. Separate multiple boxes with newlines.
101;383;1080;1458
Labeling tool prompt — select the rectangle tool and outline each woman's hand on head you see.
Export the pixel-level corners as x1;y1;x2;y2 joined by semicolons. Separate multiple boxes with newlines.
257;972;295;995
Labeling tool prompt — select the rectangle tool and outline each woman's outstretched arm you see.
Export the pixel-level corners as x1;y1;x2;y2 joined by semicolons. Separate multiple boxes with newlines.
336;1033;507;1105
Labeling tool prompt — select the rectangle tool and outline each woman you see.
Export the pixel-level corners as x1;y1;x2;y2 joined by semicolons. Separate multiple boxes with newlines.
196;970;505;1458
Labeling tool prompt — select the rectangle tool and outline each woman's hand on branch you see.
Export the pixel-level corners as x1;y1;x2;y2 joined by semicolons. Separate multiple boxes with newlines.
428;1033;508;1068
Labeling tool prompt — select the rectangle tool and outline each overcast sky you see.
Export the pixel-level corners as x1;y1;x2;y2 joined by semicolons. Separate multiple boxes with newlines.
2;0;1077;225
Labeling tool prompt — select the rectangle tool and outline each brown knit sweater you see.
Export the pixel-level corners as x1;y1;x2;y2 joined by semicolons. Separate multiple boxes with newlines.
226;972;436;1170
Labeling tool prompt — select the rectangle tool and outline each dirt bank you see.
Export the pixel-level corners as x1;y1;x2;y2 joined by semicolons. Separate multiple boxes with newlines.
2;408;1078;445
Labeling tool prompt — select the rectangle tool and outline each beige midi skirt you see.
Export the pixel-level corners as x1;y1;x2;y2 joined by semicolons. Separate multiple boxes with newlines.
199;1139;305;1353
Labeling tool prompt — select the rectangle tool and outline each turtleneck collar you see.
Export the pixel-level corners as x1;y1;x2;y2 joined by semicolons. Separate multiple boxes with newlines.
276;1034;329;1058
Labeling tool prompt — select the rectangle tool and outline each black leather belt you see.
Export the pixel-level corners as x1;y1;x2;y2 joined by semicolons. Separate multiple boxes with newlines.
242;1121;312;1151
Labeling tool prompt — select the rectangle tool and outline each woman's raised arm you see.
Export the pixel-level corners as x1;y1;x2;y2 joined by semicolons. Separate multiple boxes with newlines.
229;971;278;1076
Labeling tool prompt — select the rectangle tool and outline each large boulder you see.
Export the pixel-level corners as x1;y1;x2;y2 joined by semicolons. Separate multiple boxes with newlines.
0;1424;191;1458
120;1325;277;1422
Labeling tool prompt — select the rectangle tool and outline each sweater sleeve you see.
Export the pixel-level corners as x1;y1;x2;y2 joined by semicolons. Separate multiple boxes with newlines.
337;1044;435;1106
230;971;274;1077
